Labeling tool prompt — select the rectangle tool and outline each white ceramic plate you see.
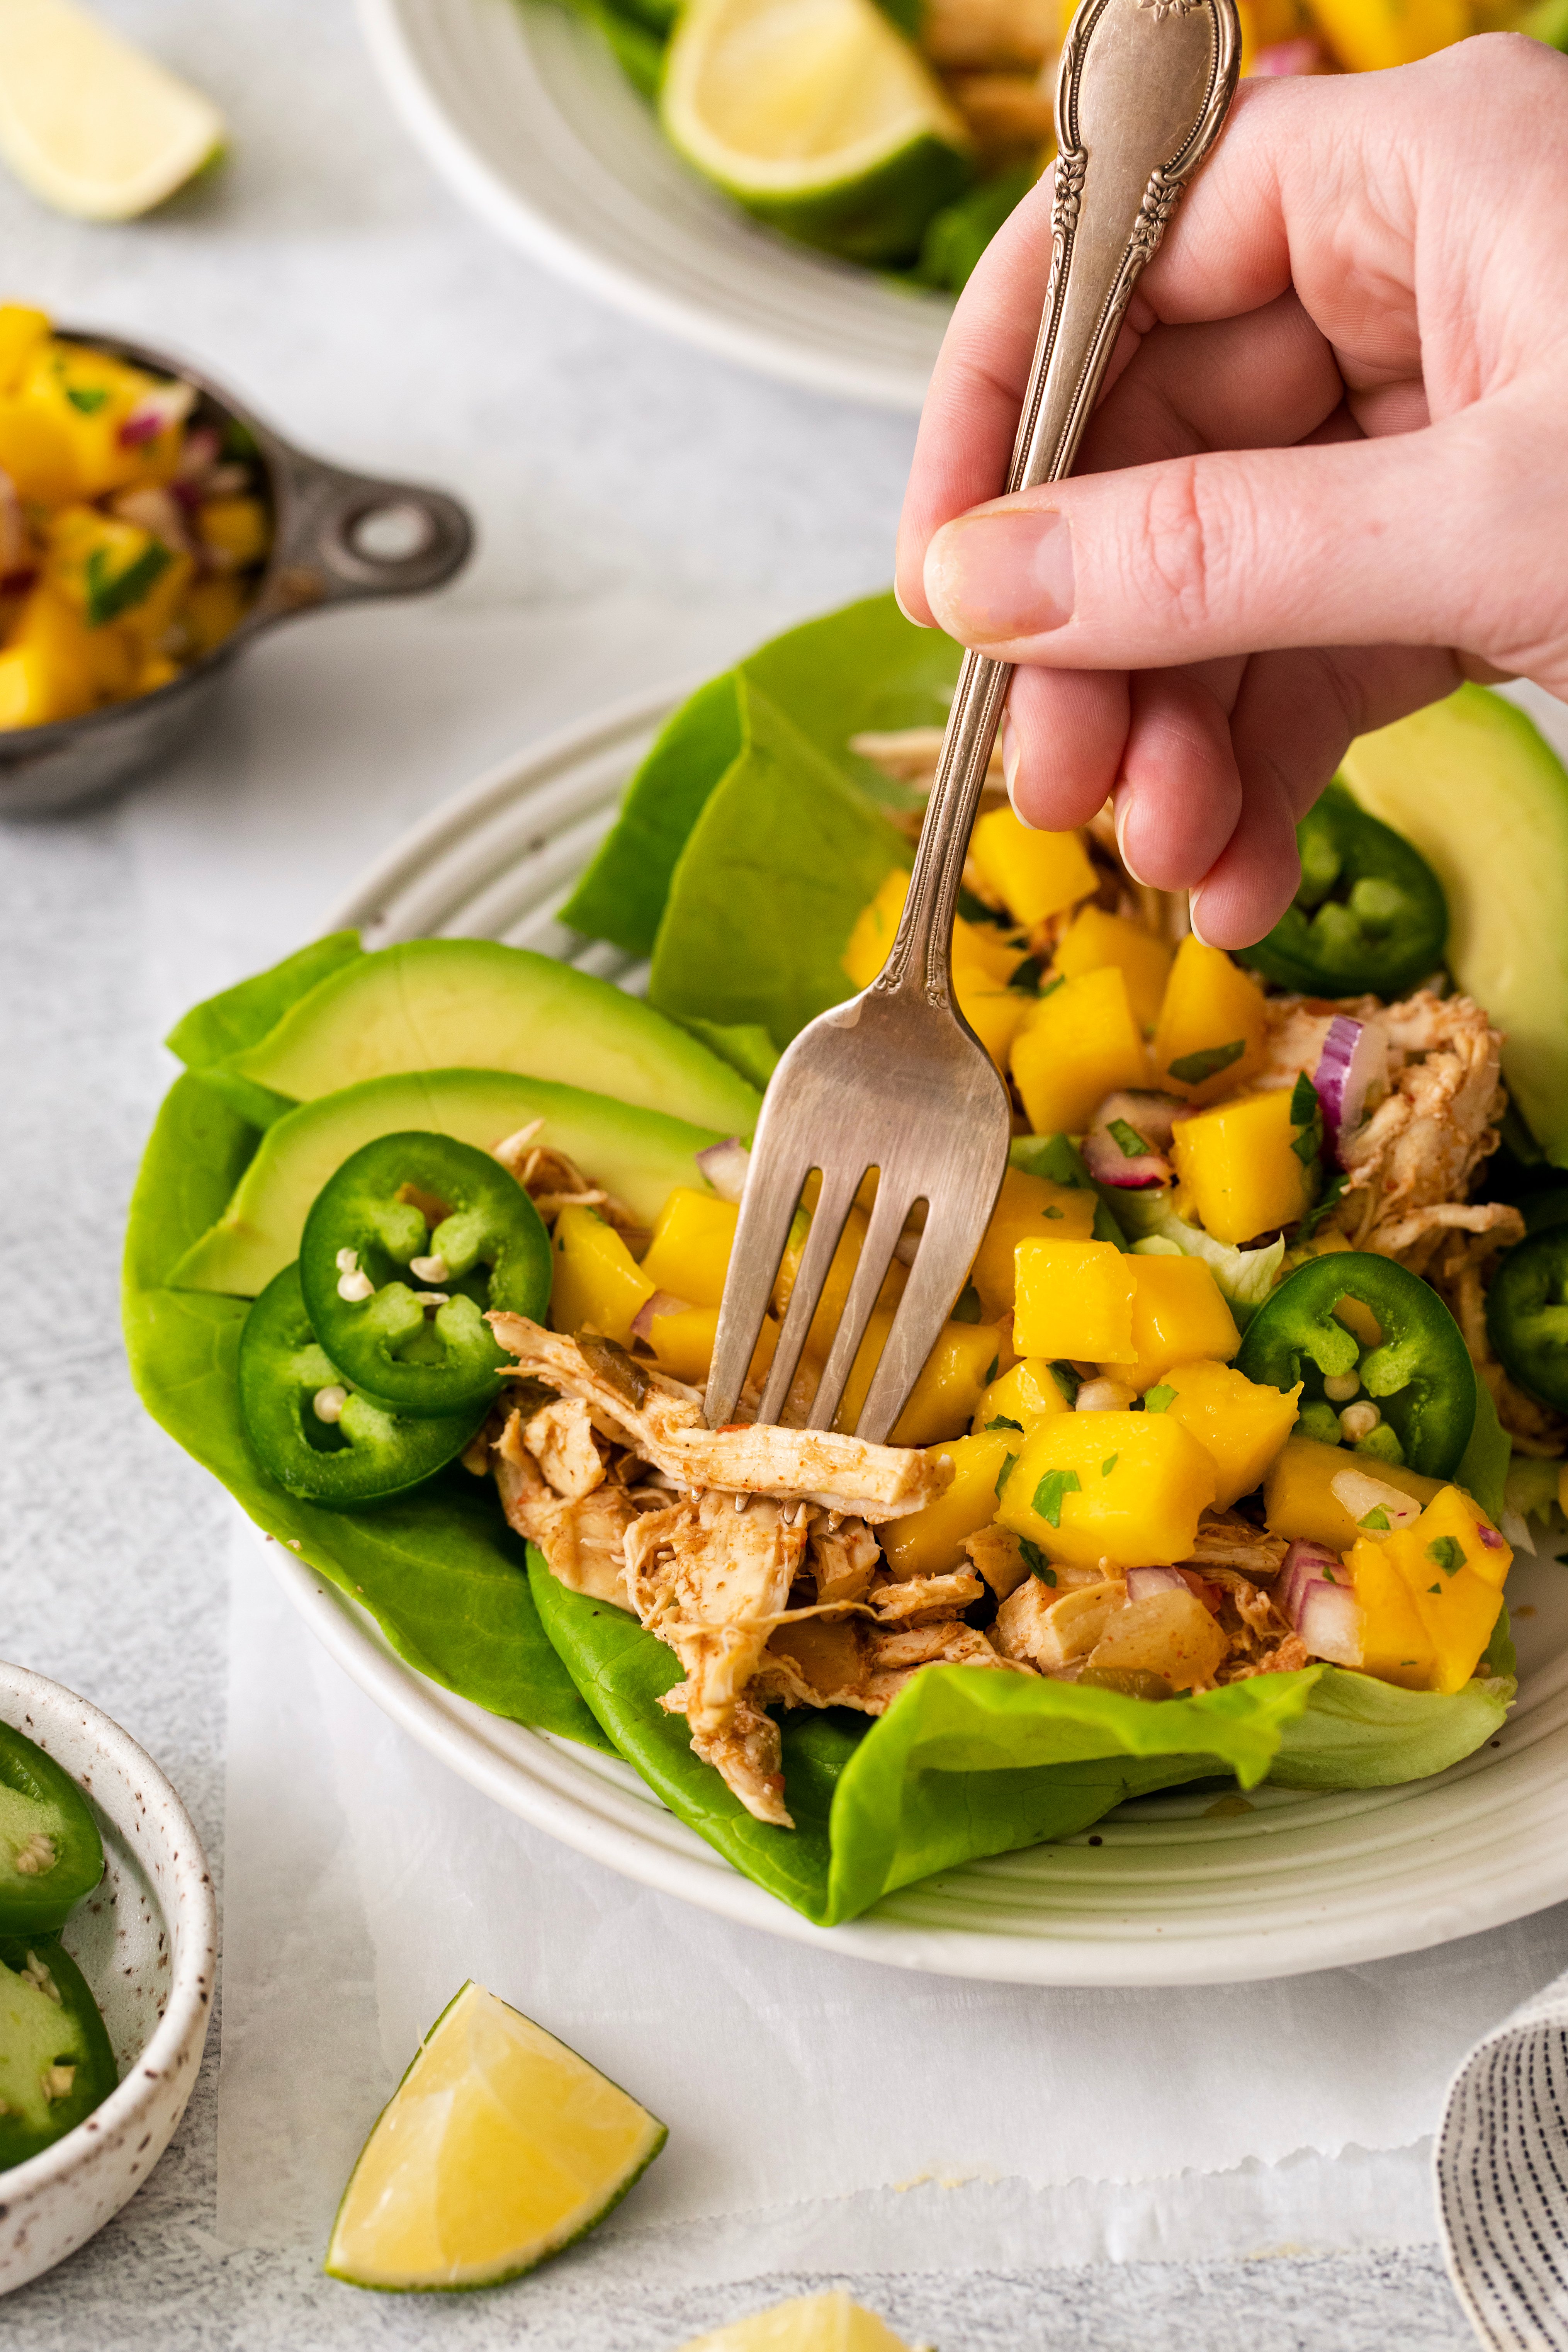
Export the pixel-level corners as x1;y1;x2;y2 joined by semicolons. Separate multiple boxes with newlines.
357;0;950;409
255;680;1568;1987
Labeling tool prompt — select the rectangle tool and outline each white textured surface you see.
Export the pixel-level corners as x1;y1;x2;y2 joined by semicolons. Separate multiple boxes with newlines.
0;0;1554;2341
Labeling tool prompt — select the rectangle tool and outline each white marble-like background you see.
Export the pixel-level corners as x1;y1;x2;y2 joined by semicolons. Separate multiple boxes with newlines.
0;2;1541;2343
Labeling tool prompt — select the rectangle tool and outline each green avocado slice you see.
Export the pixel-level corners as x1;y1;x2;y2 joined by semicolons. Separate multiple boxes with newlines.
221;939;761;1139
169;1067;726;1297
1340;685;1568;1163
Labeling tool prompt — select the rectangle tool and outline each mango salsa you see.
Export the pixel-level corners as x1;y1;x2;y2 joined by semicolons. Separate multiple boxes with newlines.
997;1409;1217;1571
1010;965;1150;1136
1347;1484;1511;1694
550;1205;655;1347
1152;936;1268;1104
1264;1435;1442;1553
1014;1237;1134;1362
968;1163;1096;1322
968;806;1097;930
639;1186;739;1307
1159;1357;1300;1508
836;1312;1001;1445
1110;1256;1241;1390
882;1432;1014;1578
971;1354;1071;1438
1170;1088;1311;1247
1050;905;1172;1032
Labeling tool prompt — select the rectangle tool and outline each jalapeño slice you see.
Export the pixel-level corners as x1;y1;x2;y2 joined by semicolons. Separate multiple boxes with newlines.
1247;782;1448;998
238;1264;482;1507
299;1133;551;1419
0;1725;104;1936
0;1935;117;2172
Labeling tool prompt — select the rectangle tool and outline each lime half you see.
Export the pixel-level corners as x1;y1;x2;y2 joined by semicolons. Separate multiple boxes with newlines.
661;0;973;263
325;1981;666;2293
0;0;224;223
678;2293;920;2351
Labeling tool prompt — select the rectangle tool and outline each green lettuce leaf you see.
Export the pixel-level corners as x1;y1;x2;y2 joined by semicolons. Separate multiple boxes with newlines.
124;1069;607;1748
1011;1131;1128;1247
1457;1378;1511;1522
1114;1190;1285;1320
165;930;364;1128
1268;1664;1513;1789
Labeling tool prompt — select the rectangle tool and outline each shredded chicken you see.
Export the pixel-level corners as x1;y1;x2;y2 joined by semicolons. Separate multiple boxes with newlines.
524;1396;605;1502
964;1523;1031;1599
866;1568;985;1623
809;1514;880;1604
1184;1512;1289;1579
491;1121;646;1241
492;1412;644;1606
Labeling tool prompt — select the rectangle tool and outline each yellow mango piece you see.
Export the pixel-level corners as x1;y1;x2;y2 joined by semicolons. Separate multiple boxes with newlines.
648;1303;776;1388
135;652;180;695
773;1201;905;1363
1160;1358;1300;1509
17;342;167;498
1010;965;1150;1136
1264;1436;1442;1553
1305;0;1465;69
549;1205;654;1347
969;805;1097;930
45;504;171;631
1394;1484;1513;1596
0;304;49;393
881;1432;1013;1578
181;572;249;656
1110;1256;1241;1390
5;581;126;712
842;867;909;987
1347;1537;1437;1691
199;494;270;568
1014;1237;1134;1361
1087;1586;1228;1692
843;868;1027;1051
0;389;76;503
953;914;1027;986
1050;905;1172;1032
955;971;1030;1073
1379;1541;1502;1698
1152;936;1268;1103
969;1164;1096;1322
997;1409;1216;1571
971;1354;1071;1436
835;1313;1001;1446
639;1186;738;1309
1170;1088;1311;1247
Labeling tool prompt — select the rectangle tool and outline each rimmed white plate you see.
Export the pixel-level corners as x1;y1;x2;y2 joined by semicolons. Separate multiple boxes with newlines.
357;0;950;409
255;682;1568;1985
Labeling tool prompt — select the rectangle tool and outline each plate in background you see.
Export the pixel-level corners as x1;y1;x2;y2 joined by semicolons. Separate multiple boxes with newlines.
258;677;1568;1986
357;0;950;409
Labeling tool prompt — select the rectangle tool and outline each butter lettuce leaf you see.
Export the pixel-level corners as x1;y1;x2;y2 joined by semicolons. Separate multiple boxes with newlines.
1115;1190;1285;1320
1267;1665;1513;1789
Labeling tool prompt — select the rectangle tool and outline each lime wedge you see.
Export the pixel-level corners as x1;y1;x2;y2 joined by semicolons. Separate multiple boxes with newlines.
678;2293;919;2351
324;1982;666;2293
0;0;225;223
660;0;973;263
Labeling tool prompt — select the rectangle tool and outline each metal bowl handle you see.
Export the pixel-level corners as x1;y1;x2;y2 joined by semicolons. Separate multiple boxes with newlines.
256;442;474;620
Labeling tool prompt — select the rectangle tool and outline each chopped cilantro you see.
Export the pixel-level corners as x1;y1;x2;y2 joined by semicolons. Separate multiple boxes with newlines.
1033;1468;1081;1528
1427;1535;1465;1575
84;540;172;629
1108;1118;1150;1160
1144;1384;1176;1414
1044;1205;1064;1220
222;416;260;460
951;1281;982;1324
1167;1038;1245;1087
985;1416;1023;1434
1049;1361;1080;1405
995;1452;1018;1500
1359;1506;1391;1531
64;383;109;414
1427;1583;1443;1594
1018;1535;1057;1587
1037;1566;1058;1588
1008;955;1045;994
1101;1453;1119;1477
1289;1072;1325;1168
1298;1170;1349;1242
984;1354;999;1383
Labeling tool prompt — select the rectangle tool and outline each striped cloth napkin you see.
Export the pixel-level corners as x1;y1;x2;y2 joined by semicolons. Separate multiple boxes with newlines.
1440;1971;1568;2347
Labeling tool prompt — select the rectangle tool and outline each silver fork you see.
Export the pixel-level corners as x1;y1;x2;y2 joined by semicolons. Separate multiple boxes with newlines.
705;0;1242;1446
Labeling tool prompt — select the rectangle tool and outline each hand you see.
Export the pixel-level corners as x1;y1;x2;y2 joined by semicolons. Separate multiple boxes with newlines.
895;36;1568;947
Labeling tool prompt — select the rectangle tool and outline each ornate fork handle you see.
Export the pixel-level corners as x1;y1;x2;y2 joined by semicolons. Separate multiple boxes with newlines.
882;0;1242;1014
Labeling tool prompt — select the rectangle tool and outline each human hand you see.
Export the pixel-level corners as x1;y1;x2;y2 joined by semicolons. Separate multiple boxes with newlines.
895;36;1568;946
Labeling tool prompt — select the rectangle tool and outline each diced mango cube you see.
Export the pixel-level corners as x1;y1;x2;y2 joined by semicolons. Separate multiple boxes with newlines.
971;1354;1072;1436
0;305;49;394
773;1200;906;1363
198;494;270;568
996;1409;1216;1570
842;867;909;987
953;915;1028;986
882;1433;1012;1578
1152;936;1268;1103
969;1164;1097;1322
1348;1484;1508;1696
955;972;1031;1072
1159;1357;1300;1508
1347;1537;1437;1691
0;391;76;505
1010;965;1150;1136
45;503;185;637
1110;1256;1241;1390
1306;0;1464;71
1050;906;1172;1032
1170;1088;1311;1247
1;582;126;719
648;1302;776;1388
1264;1435;1442;1553
1014;1237;1134;1361
835;1313;1001;1446
969;806;1097;929
1401;1484;1513;1594
639;1186;738;1308
549;1204;654;1347
181;573;249;657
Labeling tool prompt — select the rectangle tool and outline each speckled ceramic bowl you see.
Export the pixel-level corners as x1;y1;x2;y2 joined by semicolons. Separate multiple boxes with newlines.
0;1662;217;2294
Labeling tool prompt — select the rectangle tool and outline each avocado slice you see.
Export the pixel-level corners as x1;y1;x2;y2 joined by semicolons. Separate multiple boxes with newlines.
221;940;761;1138
170;1067;725;1297
1340;685;1568;1164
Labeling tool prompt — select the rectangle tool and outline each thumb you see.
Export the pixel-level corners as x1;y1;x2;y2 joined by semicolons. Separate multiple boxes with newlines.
921;411;1546;677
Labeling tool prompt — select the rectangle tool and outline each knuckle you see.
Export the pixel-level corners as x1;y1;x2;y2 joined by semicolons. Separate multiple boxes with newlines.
1135;459;1250;636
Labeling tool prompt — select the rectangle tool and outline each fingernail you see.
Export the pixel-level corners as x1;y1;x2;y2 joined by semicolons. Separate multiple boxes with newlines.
925;508;1075;641
1001;712;1021;806
894;580;934;630
1113;789;1149;887
1188;887;1214;947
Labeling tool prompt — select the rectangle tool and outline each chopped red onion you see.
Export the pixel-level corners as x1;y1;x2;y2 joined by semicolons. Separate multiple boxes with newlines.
110;485;191;554
695;1138;749;1203
1124;1565;1187;1603
1295;1579;1363;1667
1084;1092;1181;1189
630;1290;691;1343
1278;1539;1339;1624
1313;1016;1384;1162
119;380;197;447
1477;1522;1507;1551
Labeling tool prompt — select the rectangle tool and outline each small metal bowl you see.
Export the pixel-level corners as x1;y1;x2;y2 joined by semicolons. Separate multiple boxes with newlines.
0;328;474;819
